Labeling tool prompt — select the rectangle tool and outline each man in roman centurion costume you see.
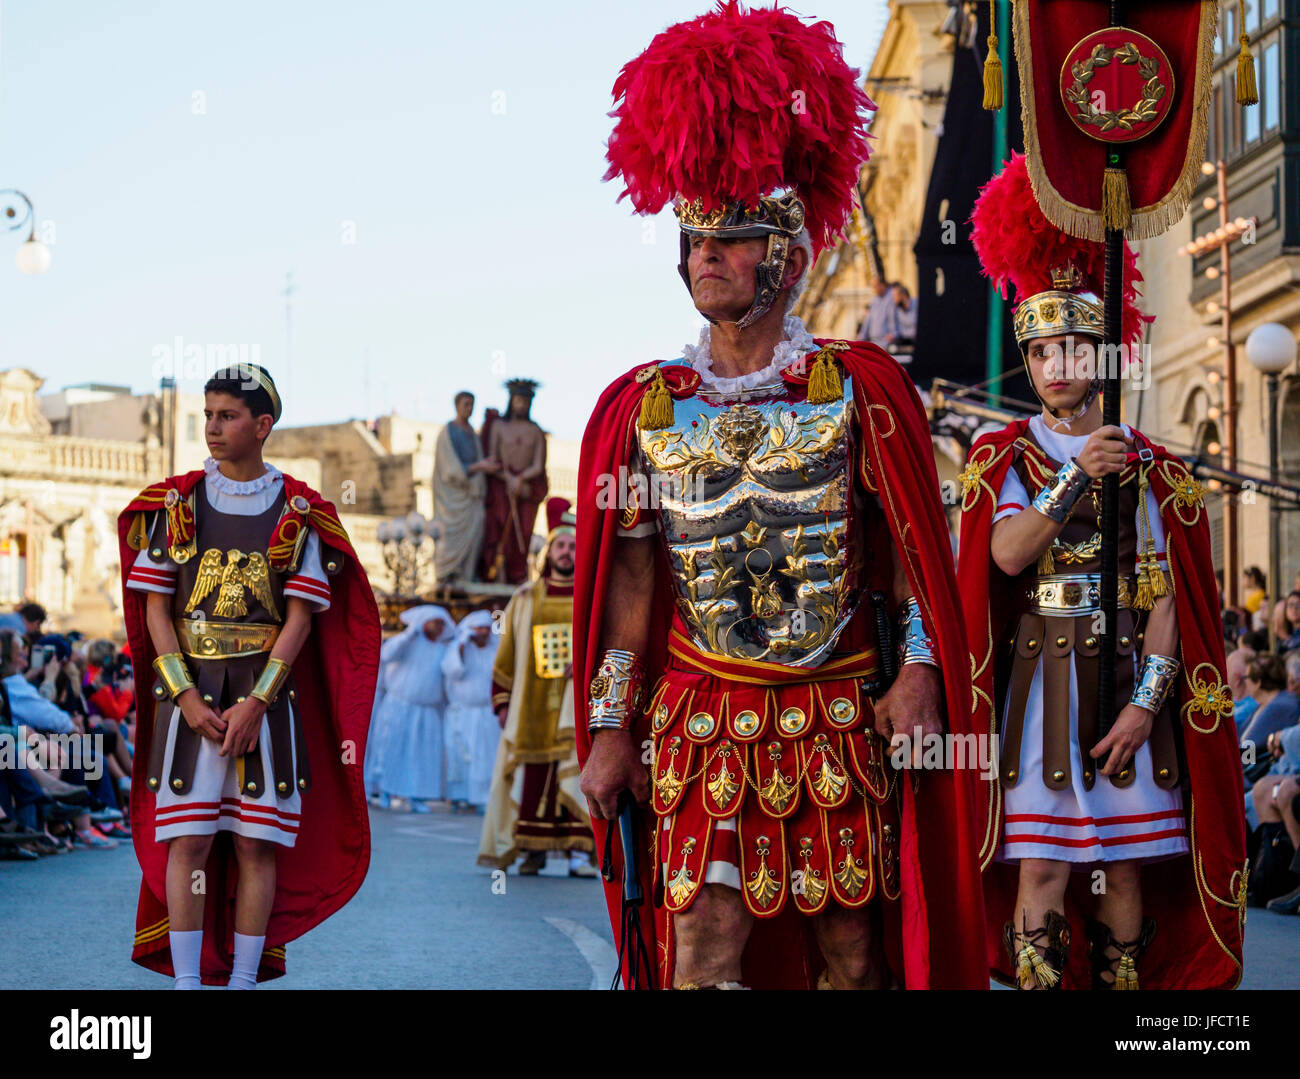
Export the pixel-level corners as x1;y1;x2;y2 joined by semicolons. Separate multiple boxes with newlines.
118;364;379;987
575;2;988;990
478;497;596;877
957;153;1245;990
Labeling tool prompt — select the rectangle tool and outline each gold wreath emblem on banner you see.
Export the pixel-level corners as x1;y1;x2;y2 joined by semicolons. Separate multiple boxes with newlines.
1064;41;1167;134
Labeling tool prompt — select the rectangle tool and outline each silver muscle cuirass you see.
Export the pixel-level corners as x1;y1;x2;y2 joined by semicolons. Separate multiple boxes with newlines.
637;363;860;667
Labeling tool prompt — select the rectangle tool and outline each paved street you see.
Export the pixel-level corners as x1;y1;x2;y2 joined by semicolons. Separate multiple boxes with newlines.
2;806;1296;989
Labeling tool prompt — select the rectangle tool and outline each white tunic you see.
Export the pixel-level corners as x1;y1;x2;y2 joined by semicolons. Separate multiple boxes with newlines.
993;416;1187;865
124;459;330;847
369;625;450;800
442;634;500;807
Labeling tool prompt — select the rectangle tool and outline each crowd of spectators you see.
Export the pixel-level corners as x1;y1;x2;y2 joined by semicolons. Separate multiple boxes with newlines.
0;603;135;862
1219;569;1300;913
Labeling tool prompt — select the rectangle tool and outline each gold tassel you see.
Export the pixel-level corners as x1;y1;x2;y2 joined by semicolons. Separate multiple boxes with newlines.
982;2;1003;112
1037;545;1056;576
1114;953;1139;990
1134;564;1155;612
1236;34;1259;106
1102;167;1132;231
806;349;843;404
1016;943;1060;989
637;368;674;430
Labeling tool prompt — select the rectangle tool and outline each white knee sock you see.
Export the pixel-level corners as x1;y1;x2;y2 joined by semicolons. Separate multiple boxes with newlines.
169;930;203;990
228;932;264;990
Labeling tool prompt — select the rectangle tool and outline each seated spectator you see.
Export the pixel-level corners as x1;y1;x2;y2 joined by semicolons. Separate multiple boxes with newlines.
1240;653;1299;782
1226;643;1259;735
1243;566;1267;619
1278;592;1300;653
17;601;46;643
0;627;118;852
1249;726;1300;911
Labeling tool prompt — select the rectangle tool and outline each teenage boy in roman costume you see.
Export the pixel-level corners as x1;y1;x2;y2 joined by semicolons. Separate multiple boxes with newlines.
119;364;379;987
958;154;1245;990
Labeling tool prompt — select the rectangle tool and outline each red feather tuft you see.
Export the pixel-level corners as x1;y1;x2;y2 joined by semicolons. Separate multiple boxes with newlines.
970;153;1152;352
604;2;875;253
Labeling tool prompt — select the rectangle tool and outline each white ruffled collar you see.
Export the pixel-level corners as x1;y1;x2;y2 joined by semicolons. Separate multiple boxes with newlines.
203;456;282;495
683;314;818;394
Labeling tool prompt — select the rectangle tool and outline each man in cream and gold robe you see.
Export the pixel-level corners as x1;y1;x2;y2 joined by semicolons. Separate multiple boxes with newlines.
477;499;595;876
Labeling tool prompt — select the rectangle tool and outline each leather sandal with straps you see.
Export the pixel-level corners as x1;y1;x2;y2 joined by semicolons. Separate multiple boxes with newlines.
1003;909;1071;990
1085;917;1156;990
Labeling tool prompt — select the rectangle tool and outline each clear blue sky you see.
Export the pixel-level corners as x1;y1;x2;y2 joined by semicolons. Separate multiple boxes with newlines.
0;1;888;441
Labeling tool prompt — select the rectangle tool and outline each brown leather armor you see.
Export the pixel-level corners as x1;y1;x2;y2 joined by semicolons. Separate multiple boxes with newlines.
146;483;309;801
998;439;1180;793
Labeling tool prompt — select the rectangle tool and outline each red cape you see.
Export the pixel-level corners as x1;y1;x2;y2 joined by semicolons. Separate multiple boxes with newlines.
956;419;1246;988
118;469;380;984
574;341;989;989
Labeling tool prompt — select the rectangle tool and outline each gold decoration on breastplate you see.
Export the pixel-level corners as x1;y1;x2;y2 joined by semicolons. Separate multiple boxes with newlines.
642;377;858;665
185;549;279;620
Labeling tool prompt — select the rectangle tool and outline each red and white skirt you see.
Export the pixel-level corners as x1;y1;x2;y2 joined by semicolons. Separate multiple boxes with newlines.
649;628;899;919
153;704;303;847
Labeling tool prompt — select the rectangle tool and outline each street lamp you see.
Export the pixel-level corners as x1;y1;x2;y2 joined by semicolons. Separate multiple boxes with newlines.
1;190;50;275
378;511;438;597
1246;322;1298;644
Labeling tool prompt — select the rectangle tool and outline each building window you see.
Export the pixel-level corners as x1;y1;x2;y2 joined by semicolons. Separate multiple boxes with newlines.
1245;73;1262;144
1263;40;1280;132
1262;0;1278;23
1210;83;1222;159
1245;0;1260;33
186;414;197;441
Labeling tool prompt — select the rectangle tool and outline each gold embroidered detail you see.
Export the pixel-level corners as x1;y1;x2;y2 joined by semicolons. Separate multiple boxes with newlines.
809;735;847;801
1114;952;1139;990
746;834;781;909
1174;476;1205;510
667;837;699;906
958;456;989;499
806;342;849;405
656;736;684;803
706;741;741;809
185;548;279;620
759;742;796;812
1064;41;1167;133
834;827;868;897
796;836;827;906
1184;664;1233;732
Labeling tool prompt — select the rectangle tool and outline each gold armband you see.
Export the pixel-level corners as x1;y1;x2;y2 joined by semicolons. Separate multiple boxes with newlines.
152;652;196;701
250;657;292;705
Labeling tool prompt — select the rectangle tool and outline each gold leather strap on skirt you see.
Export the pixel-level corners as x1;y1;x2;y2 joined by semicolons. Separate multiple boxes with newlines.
1027;573;1131;615
174;619;280;660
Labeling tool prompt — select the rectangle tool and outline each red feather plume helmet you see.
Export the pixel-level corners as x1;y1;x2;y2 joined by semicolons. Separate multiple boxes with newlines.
970;152;1152;355
604;3;875;327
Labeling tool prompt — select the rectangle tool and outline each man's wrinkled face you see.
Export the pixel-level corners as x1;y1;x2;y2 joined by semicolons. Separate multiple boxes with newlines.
1025;334;1099;415
687;234;767;323
548;532;576;575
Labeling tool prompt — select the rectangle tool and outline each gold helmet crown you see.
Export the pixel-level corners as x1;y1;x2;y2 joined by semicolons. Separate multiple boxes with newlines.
1012;262;1103;345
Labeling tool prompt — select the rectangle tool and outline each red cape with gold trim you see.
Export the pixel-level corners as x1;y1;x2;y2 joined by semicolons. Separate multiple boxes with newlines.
574;341;989;989
956;419;1246;989
117;469;380;984
1014;0;1218;241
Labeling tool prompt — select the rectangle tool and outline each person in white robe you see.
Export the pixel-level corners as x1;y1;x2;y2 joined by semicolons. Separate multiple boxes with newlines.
441;609;499;812
369;605;451;812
